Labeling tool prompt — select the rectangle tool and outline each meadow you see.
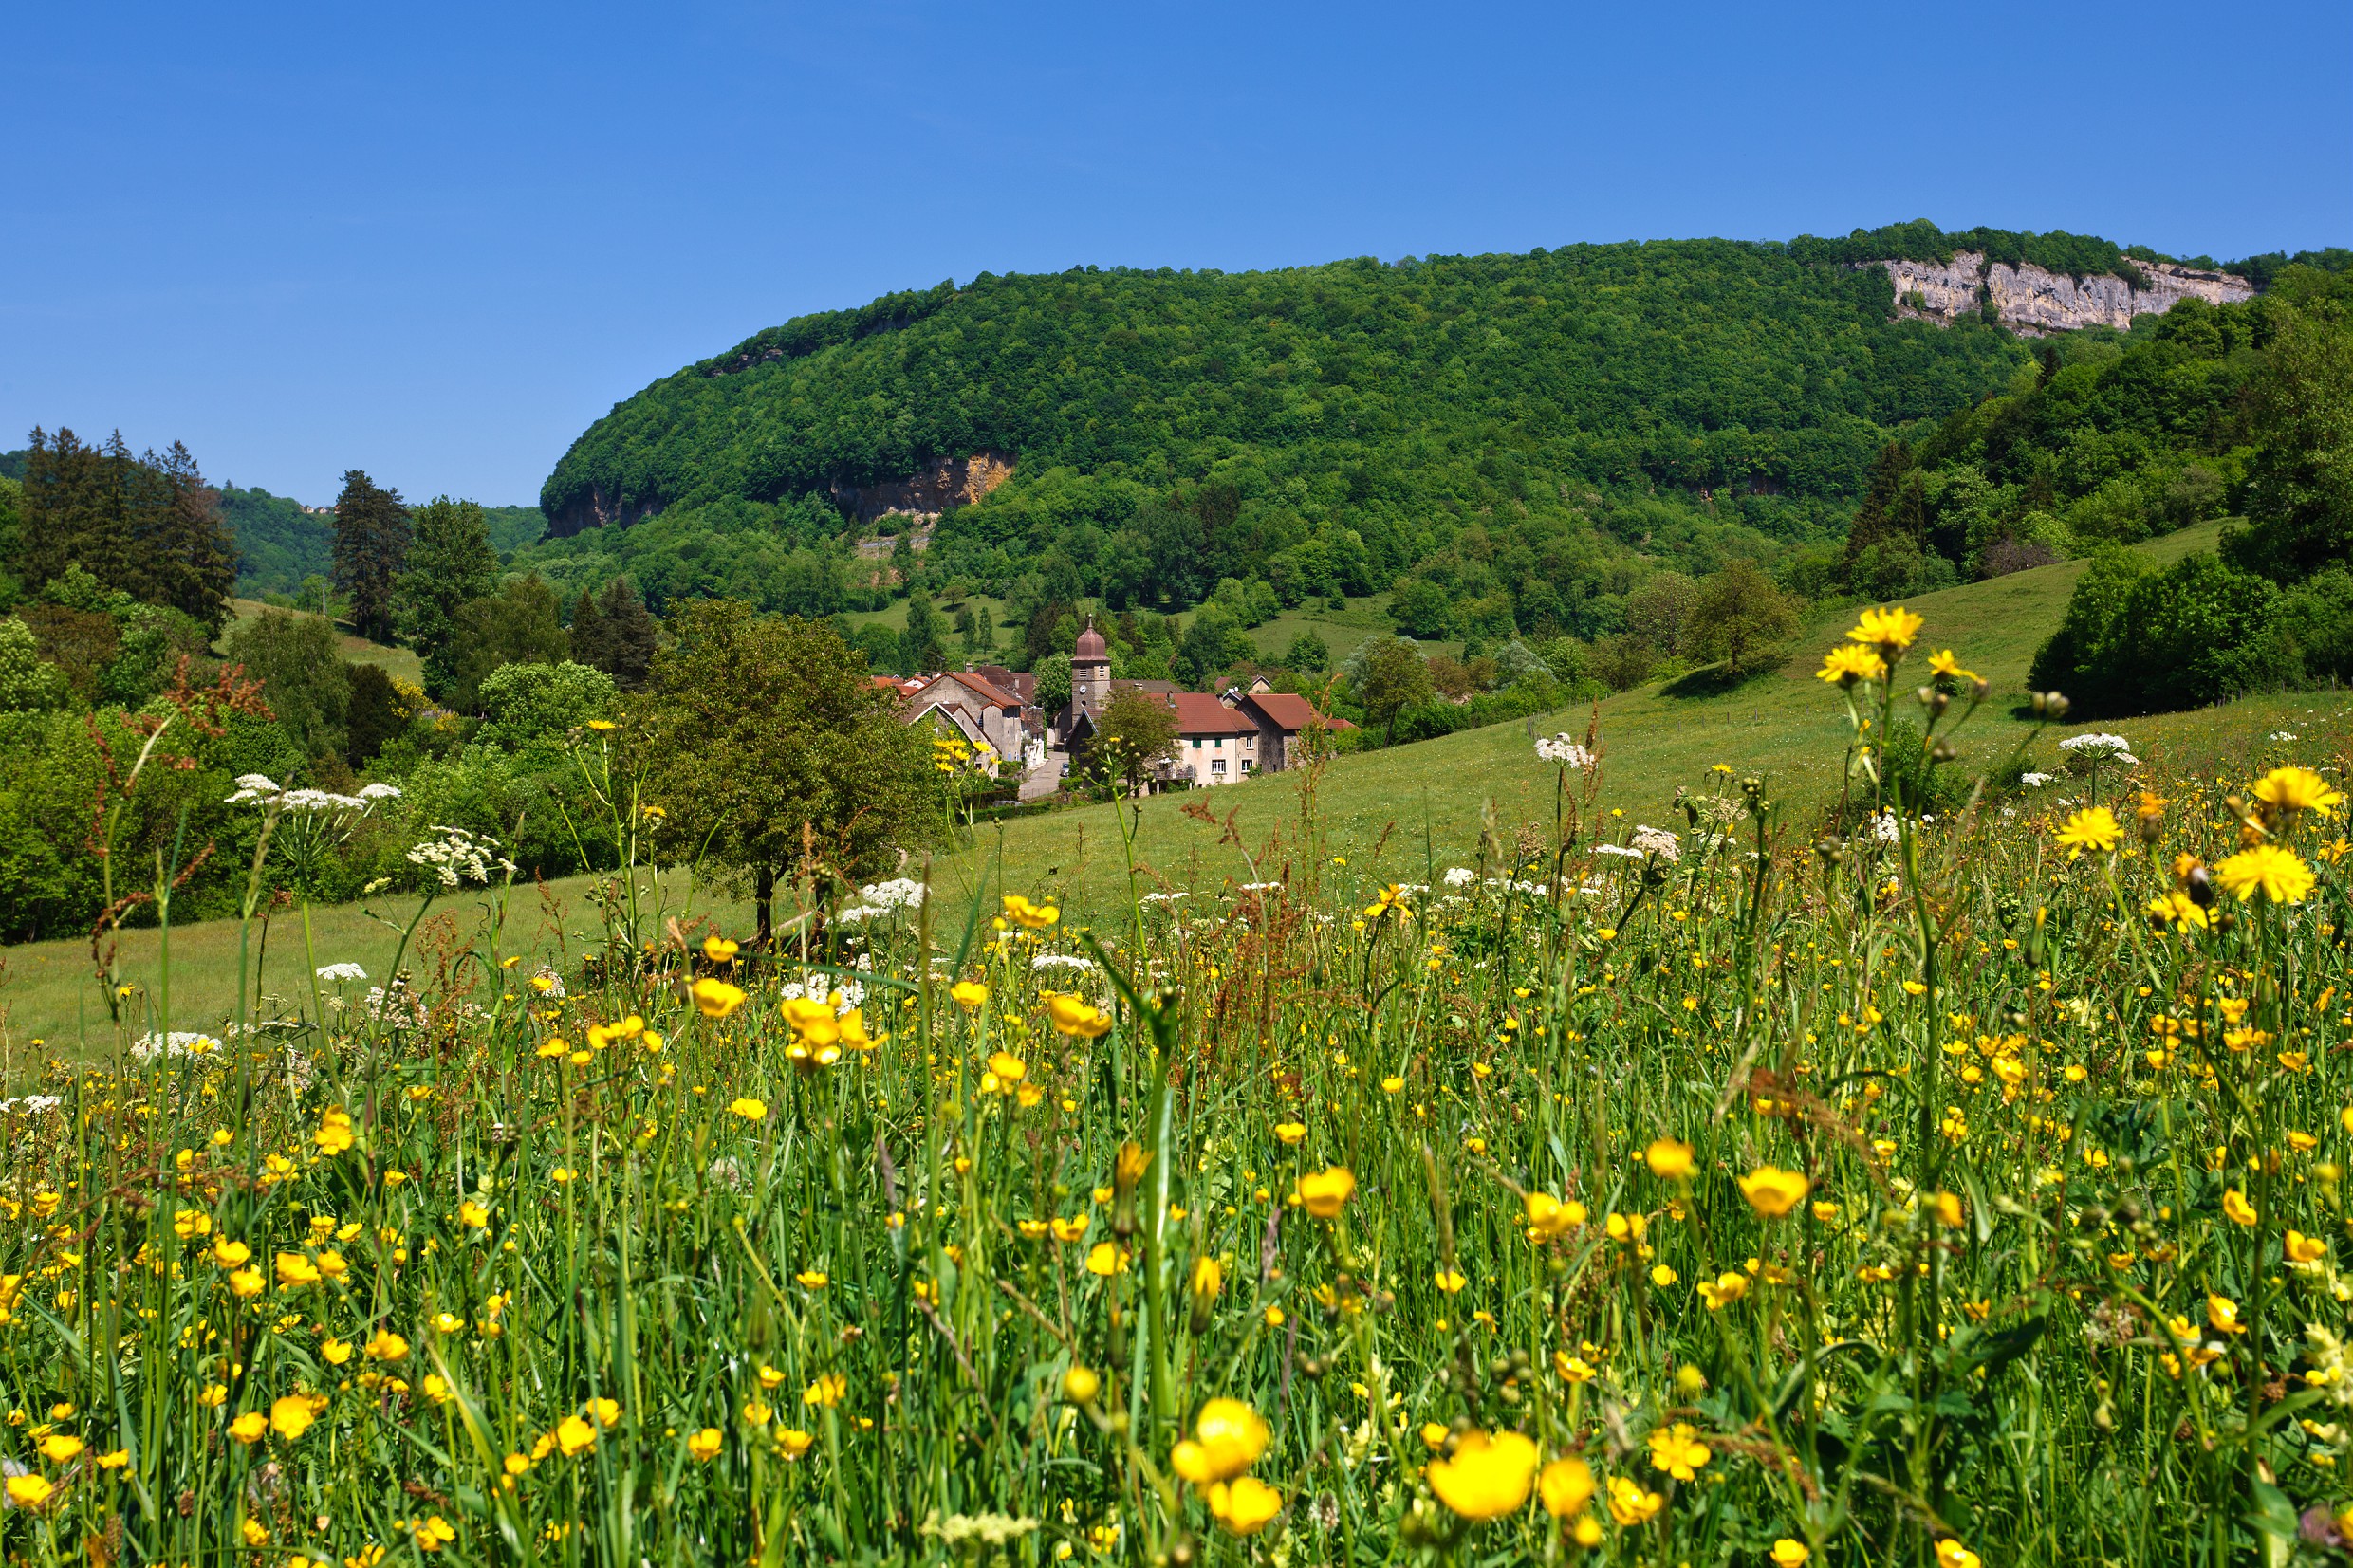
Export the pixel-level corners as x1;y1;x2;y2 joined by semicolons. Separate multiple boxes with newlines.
4;593;2352;1566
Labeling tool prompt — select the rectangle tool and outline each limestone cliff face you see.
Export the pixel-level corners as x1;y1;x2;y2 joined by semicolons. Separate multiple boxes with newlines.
547;487;662;538
829;451;1014;526
1874;252;2252;335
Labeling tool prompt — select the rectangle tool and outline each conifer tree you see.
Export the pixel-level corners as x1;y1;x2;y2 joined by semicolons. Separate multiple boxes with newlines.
143;441;237;632
589;576;658;691
568;586;607;673
393;496;497;696
331;470;411;643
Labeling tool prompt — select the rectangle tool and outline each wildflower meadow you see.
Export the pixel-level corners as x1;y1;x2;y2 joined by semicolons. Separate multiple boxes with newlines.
7;603;2353;1566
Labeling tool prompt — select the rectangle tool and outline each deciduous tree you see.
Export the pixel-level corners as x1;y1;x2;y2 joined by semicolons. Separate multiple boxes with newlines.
629;600;937;946
396;497;498;696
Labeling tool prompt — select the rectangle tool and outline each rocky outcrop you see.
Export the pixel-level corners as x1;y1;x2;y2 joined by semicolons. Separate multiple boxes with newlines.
545;486;662;539
1875;251;2252;335
830;452;1014;526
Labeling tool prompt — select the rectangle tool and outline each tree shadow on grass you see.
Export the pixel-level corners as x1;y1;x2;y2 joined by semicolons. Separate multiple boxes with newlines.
1658;660;1782;700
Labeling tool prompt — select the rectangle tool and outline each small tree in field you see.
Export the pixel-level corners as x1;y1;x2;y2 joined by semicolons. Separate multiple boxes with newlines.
1086;690;1178;794
1684;559;1800;675
630;600;937;947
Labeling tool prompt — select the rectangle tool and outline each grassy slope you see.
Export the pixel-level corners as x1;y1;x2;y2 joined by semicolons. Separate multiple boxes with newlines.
224;599;424;686
12;521;2345;1060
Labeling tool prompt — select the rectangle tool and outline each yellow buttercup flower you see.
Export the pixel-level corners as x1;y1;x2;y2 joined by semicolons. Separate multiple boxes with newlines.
1047;994;1114;1038
1427;1429;1539;1520
1643;1138;1694;1180
1525;1191;1585;1240
728;1098;768;1122
687;1428;722;1462
1772;1541;1812;1567
701;935;739;962
691;978;747;1020
269;1394;318;1441
1296;1166;1357;1219
1538;1455;1595;1518
1646;1421;1711;1481
556;1414;597;1455
1273;1121;1306;1145
1205;1475;1283;1536
1695;1271;1748;1309
1001;894;1060;930
1737;1166;1810;1217
2223;1189;2257;1226
1169;1398;1269;1485
950;980;988;1009
1604;1475;1664;1525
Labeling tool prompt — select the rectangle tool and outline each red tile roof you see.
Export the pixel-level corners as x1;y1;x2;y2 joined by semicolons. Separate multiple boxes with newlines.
1240;692;1336;732
1163;692;1258;736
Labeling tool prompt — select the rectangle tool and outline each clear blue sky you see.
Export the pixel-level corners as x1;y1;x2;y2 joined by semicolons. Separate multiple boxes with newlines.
4;1;2346;507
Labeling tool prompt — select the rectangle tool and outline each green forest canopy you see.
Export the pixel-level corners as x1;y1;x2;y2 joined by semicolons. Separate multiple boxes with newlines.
530;224;2348;637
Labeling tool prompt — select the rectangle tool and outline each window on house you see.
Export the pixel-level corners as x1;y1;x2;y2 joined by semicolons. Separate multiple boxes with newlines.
1212;759;1227;774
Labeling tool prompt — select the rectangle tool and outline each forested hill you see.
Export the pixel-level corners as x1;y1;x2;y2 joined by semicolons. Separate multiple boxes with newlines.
539;224;2343;619
545;235;2035;551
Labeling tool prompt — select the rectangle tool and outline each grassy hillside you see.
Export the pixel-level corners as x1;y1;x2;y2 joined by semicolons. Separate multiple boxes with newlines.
16;517;2341;1054
224;598;423;686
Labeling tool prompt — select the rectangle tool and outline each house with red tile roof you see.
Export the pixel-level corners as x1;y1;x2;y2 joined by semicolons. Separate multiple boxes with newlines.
1233;692;1351;773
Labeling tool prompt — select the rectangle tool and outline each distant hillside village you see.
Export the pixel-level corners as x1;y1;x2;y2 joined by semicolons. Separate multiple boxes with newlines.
884;620;1349;796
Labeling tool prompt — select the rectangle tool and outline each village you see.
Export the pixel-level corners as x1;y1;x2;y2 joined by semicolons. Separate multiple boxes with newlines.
880;619;1350;797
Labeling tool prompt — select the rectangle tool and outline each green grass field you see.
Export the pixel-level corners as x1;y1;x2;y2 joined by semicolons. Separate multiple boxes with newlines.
225;598;424;686
10;522;2343;1058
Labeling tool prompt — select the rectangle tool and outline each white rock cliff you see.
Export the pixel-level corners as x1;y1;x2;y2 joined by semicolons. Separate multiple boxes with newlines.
1874;251;2252;335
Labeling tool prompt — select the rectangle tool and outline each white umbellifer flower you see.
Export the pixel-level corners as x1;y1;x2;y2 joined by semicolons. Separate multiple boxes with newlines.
857;876;927;912
1631;825;1682;862
1594;843;1644;859
1535;733;1595;768
405;825;513;887
2059;732;2139;765
1238;881;1283;892
358;782;403;801
836;905;884;925
2020;772;2055;787
0;1095;62;1116
1139;891;1187;904
778;974;864;1009
1872;811;1900;844
316;962;369;983
2272;731;2300;742
1442;866;1475;889
1032;954;1097;972
131;1031;222;1063
224;773;283;803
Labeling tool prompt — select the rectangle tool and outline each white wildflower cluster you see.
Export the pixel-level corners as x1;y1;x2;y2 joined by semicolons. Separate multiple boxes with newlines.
1139;891;1188;904
0;1095;62;1116
2020;772;2055;788
2273;731;2301;742
361;976;438;1029
1442;866;1476;889
131;1031;221;1063
1872;811;1901;845
859;877;927;911
315;962;369;984
1631;825;1682;862
1593;843;1643;860
225;775;401;812
840;876;927;924
405;825;515;888
2058;732;2139;766
1032;954;1097;972
778;974;864;1009
1535;734;1595;768
1237;881;1283;893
